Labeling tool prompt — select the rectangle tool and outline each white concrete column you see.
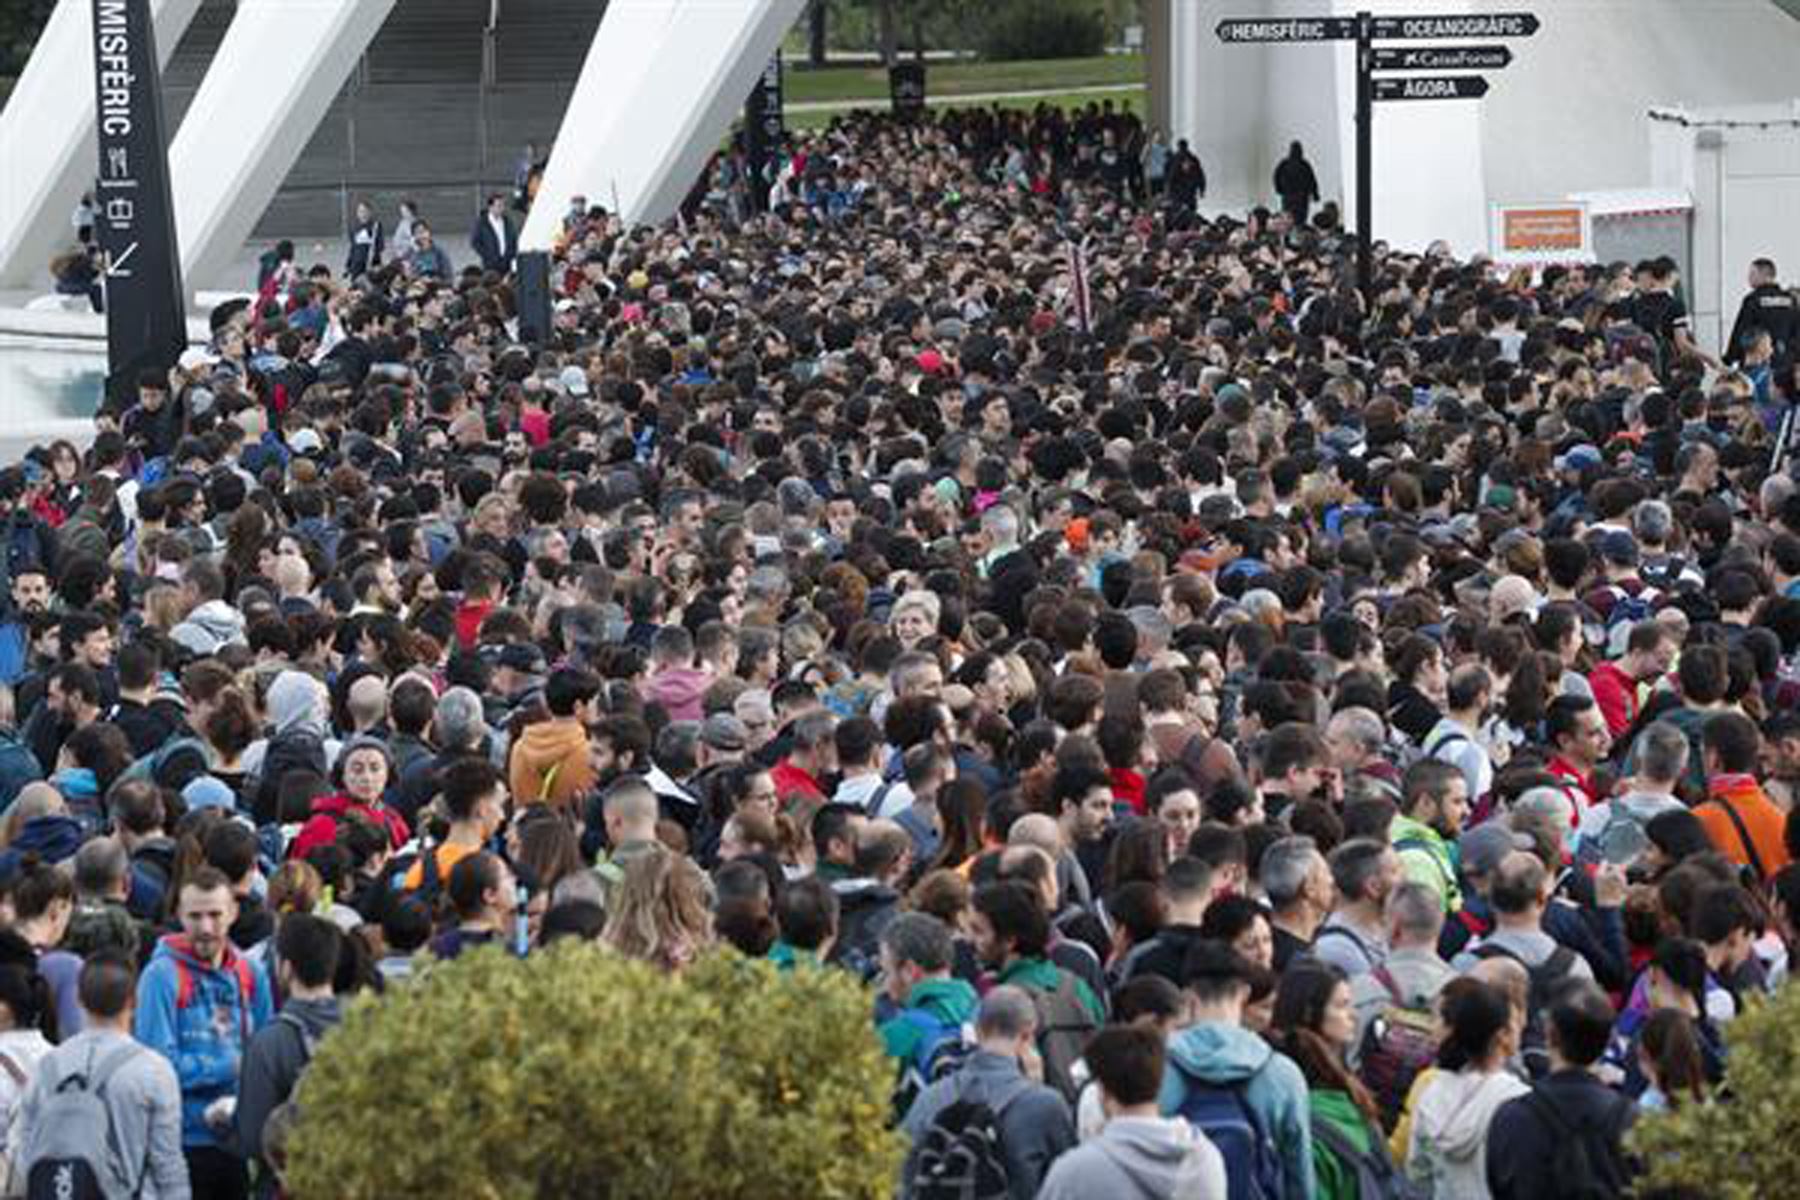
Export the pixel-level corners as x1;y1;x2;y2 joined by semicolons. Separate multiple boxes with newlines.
166;0;395;291
0;0;203;289
522;0;809;249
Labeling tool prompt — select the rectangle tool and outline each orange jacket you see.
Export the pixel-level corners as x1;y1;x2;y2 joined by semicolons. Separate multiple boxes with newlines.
1695;775;1792;881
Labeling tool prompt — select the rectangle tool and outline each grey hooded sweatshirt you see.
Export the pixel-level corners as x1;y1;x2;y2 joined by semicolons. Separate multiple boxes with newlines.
1036;1115;1227;1200
1404;1067;1530;1200
170;599;247;656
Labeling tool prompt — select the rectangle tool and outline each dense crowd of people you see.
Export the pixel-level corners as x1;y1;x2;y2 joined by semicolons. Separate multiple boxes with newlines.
0;96;1798;1200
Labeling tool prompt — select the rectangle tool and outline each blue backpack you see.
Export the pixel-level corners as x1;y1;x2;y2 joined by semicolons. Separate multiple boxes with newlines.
1602;585;1657;657
1173;1070;1284;1200
890;1007;976;1121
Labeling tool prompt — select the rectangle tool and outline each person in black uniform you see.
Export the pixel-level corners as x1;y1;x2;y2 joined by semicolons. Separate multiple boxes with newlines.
1725;257;1799;367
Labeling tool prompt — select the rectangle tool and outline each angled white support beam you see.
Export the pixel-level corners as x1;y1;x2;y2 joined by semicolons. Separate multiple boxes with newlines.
167;0;395;290
522;0;808;249
0;0;203;289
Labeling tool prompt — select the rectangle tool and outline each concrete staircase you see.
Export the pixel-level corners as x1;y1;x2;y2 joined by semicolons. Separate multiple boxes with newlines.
163;0;603;243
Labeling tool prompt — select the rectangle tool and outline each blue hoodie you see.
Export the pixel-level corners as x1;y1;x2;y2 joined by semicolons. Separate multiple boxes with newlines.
1159;1021;1316;1199
134;934;275;1147
0;814;84;879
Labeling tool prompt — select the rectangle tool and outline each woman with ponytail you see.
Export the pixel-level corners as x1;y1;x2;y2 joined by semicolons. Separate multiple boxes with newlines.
1404;977;1529;1198
1636;1007;1709;1112
1270;959;1399;1200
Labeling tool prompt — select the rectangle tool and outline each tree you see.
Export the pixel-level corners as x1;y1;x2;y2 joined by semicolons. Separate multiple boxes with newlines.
1628;984;1800;1200
876;0;898;66
0;0;57;77
284;946;903;1198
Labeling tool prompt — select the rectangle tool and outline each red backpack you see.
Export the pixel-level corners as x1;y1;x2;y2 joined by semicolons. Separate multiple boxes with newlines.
1355;965;1439;1131
169;940;258;1040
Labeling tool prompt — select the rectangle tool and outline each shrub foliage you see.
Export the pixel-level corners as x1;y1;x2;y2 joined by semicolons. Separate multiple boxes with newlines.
978;0;1107;62
1627;983;1800;1200
286;945;903;1199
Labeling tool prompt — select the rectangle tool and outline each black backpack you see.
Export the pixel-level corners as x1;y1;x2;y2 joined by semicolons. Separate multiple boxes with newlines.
252;729;328;825
1522;1089;1630;1200
1311;1117;1429;1200
1471;942;1579;1078
911;1081;1029;1200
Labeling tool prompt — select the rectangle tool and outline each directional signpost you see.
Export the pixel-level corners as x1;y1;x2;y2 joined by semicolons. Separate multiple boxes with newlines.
1371;45;1511;71
1215;17;1358;43
1215;10;1539;297
1373;75;1490;101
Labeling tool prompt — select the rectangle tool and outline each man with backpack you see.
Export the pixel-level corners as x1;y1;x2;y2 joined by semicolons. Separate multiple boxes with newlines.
1348;883;1455;1129
1160;941;1313;1199
968;881;1103;1101
1036;1025;1227;1200
1421;665;1494;808
1485;982;1636;1200
135;867;274;1200
878;913;979;1119
1587;621;1675;739
1391;760;1468;917
10;950;188;1198
232;914;343;1176
899;986;1075;1200
1455;853;1591;1020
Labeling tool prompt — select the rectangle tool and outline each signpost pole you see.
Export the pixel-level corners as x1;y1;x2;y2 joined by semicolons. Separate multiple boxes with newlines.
1355;10;1373;301
91;0;187;411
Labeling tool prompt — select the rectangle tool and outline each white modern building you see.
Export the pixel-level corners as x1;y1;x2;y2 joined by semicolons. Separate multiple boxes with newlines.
1145;0;1800;278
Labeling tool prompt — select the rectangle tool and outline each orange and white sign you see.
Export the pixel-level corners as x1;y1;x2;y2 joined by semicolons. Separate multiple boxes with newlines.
1490;202;1593;263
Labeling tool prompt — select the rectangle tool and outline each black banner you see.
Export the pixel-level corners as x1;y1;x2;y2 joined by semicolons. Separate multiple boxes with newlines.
743;53;784;211
890;62;926;118
92;0;186;410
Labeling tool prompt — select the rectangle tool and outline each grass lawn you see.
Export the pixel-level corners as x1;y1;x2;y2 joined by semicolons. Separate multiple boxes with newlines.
783;53;1143;105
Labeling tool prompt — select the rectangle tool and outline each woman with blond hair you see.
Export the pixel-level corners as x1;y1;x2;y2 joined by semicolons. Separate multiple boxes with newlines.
601;850;714;972
888;590;940;652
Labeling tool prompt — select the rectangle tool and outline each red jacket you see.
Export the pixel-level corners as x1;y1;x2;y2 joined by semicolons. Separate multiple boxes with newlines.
771;759;825;809
1588;660;1639;737
1110;767;1147;816
1547;755;1600;822
454;598;496;651
290;794;410;860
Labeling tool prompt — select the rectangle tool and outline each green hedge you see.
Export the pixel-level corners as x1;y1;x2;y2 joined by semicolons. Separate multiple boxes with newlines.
1628;982;1800;1199
286;946;903;1199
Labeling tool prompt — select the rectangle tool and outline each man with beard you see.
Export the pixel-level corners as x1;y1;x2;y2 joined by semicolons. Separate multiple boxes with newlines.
135;867;274;1199
1053;763;1116;903
0;564;51;685
1392;759;1471;917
